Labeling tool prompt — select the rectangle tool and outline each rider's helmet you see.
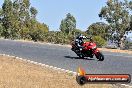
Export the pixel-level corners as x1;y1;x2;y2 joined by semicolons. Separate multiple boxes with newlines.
78;34;86;40
79;34;83;39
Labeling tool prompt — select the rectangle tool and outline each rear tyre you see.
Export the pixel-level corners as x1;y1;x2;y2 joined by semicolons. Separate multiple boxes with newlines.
79;54;84;59
96;52;104;61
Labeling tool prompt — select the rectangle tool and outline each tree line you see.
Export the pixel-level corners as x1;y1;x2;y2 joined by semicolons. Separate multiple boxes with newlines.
0;0;49;41
0;0;132;48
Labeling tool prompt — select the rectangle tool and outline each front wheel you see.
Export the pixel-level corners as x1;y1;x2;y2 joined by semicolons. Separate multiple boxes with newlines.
96;52;104;61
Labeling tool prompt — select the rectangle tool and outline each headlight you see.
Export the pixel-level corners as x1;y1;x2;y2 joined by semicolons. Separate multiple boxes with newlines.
92;46;97;49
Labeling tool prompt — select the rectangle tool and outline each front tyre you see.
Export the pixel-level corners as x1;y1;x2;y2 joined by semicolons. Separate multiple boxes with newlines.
71;47;74;51
96;52;104;61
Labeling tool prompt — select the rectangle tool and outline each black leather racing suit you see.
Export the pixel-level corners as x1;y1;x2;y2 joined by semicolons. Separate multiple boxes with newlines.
75;35;86;51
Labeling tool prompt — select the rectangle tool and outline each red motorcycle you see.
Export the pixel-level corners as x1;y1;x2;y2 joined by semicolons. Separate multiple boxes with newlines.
71;39;104;61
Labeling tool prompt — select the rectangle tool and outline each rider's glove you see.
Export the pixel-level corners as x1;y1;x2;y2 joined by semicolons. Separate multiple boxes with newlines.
80;48;82;51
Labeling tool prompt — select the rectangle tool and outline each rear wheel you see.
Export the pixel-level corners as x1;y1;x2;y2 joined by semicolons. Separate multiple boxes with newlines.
96;52;104;61
79;54;84;59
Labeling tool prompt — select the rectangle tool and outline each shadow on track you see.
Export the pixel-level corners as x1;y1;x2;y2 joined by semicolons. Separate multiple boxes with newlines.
64;56;95;60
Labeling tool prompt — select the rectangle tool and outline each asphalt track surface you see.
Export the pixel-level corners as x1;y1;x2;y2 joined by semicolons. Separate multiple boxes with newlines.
0;39;132;86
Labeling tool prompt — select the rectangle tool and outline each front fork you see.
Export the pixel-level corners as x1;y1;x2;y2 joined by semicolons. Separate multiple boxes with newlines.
93;48;100;56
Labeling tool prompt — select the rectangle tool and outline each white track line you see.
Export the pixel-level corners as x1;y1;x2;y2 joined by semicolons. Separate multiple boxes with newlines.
1;54;77;75
121;84;132;88
1;53;132;88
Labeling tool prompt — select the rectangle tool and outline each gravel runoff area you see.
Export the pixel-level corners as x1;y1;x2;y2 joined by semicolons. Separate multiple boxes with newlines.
0;55;115;88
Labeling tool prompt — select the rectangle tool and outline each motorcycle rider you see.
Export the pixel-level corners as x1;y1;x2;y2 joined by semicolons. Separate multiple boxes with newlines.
75;34;93;50
75;34;87;51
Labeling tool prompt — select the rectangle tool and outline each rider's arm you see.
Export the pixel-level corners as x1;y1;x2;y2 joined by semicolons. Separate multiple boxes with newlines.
82;36;87;39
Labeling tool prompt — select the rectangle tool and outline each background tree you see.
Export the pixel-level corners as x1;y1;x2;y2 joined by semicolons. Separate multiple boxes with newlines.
99;0;131;47
129;16;132;30
0;0;49;41
86;22;109;40
30;6;38;19
0;8;3;37
60;13;76;35
28;19;49;41
19;0;30;39
93;36;106;47
1;0;15;39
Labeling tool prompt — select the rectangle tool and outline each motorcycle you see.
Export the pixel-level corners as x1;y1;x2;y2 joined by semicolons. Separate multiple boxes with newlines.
71;39;104;61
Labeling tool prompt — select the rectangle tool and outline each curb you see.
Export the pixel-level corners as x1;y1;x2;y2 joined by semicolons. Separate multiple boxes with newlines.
121;84;132;88
0;54;78;76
